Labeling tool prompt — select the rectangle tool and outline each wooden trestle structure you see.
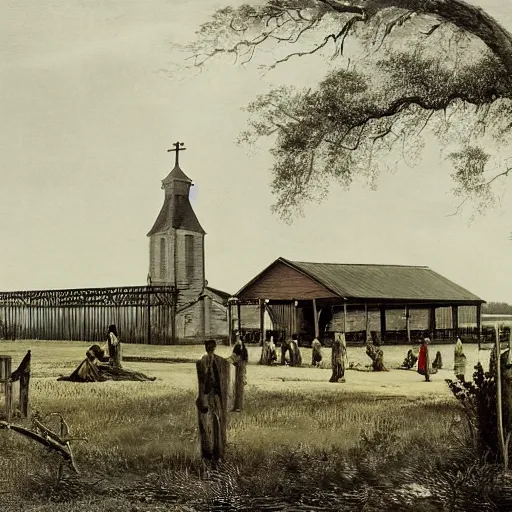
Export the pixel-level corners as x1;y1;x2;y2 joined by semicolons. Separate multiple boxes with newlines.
0;285;178;344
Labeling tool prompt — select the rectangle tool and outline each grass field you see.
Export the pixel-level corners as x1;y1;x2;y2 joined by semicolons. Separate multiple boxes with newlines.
0;341;498;511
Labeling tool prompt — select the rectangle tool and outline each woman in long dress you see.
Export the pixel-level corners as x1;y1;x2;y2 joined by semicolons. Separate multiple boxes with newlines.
290;335;302;367
231;334;248;412
107;324;122;368
330;332;347;383
454;337;467;381
417;338;435;382
267;336;277;364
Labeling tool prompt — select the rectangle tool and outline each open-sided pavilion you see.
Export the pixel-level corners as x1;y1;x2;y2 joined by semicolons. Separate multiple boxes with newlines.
230;257;485;345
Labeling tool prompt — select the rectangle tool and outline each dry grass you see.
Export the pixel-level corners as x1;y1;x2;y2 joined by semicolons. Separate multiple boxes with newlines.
0;340;501;511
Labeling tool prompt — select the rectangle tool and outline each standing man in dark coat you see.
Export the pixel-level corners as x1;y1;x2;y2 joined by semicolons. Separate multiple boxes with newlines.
196;339;230;464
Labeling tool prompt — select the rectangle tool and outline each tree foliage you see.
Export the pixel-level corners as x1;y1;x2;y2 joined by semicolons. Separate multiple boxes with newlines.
187;0;512;221
482;302;512;315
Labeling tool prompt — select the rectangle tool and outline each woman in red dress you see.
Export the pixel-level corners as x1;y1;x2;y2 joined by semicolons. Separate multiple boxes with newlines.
417;337;431;382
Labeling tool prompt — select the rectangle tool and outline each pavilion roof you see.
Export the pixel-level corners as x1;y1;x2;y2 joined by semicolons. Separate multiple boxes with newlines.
236;257;484;304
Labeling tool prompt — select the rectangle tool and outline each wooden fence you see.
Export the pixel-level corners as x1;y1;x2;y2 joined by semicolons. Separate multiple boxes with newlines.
0;285;178;345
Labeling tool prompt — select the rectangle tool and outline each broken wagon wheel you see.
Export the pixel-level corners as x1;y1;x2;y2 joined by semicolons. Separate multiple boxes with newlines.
0;418;78;478
34;412;88;481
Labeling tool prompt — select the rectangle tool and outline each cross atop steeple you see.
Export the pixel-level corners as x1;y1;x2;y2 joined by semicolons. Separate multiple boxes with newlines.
167;141;186;167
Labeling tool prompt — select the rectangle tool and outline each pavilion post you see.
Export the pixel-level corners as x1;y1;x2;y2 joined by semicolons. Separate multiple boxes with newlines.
405;305;411;343
429;307;436;340
312;299;319;339
452;305;459;340
364;304;369;343
379;306;386;342
292;300;298;335
476;304;482;342
227;300;233;347
259;299;265;345
343;303;348;335
236;299;242;333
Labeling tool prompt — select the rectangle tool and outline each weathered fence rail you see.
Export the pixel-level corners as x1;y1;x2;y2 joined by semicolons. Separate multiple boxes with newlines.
0;285;178;345
0;350;31;421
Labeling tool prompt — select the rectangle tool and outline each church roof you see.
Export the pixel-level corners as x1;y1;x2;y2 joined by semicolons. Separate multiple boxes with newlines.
147;194;205;236
206;286;231;300
162;165;192;186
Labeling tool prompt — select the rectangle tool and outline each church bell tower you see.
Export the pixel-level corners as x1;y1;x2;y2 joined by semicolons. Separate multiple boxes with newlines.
147;142;206;307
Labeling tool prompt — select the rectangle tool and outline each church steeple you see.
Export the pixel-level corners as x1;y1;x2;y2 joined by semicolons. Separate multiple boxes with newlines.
161;164;193;198
147;142;205;237
147;142;206;300
161;141;193;198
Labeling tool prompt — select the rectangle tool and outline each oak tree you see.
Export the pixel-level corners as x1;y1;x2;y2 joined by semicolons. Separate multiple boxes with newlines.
187;0;512;221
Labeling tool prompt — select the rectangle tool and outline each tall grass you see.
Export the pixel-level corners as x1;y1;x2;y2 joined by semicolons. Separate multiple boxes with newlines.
0;341;506;511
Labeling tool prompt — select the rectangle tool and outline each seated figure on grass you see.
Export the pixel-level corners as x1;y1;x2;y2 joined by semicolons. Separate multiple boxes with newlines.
267;336;278;364
311;337;323;366
58;325;156;383
280;335;302;366
400;348;419;370
260;335;278;365
432;350;443;371
366;331;388;372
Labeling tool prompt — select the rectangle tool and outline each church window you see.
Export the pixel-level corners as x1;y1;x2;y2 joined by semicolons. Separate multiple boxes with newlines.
185;235;194;280
159;238;167;279
149;239;156;278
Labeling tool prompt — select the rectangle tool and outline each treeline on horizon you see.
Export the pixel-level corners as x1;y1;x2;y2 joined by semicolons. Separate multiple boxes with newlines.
482;302;512;315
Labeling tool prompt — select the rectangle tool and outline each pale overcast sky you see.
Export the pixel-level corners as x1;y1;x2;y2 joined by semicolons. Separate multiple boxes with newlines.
0;0;510;302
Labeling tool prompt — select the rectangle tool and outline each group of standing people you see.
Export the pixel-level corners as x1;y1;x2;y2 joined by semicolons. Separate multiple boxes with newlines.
260;334;302;367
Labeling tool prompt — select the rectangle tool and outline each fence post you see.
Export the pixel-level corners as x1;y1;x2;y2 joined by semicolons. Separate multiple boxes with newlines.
9;350;31;419
495;324;509;471
147;285;152;345
19;361;30;419
0;356;12;421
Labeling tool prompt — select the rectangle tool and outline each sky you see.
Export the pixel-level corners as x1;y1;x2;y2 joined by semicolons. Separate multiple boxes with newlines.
0;0;511;303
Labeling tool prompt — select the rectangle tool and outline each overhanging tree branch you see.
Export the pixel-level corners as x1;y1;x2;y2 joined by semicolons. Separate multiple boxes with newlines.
187;0;512;222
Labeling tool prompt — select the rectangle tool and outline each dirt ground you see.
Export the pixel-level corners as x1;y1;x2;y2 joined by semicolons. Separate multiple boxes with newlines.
0;339;490;399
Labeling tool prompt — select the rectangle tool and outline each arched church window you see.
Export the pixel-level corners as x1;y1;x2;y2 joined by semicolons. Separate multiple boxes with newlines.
185;235;194;281
160;238;167;279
